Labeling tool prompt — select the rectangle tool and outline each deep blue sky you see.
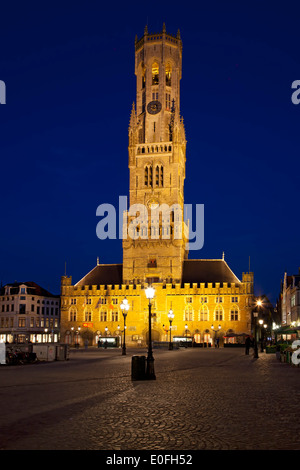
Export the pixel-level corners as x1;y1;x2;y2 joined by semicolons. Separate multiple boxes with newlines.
0;1;299;302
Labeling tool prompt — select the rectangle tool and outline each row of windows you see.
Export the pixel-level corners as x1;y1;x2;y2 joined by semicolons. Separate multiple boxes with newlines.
0;317;59;328
69;310;120;322
69;298;117;306
145;164;164;187
186;296;239;303
142;63;172;88
68;308;240;323
184;308;239;322
1;297;59;305
1;304;59;315
68;296;239;306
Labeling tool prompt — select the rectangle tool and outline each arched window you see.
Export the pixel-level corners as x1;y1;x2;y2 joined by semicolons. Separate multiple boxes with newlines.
155;165;164;187
166;63;172;86
142;67;146;89
145;165;153;187
69;308;77;322
152;62;159;85
184;307;193;321
214;306;223;321
200;305;209;321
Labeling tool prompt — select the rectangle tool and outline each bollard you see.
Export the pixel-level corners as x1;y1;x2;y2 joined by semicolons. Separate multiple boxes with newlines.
131;355;146;381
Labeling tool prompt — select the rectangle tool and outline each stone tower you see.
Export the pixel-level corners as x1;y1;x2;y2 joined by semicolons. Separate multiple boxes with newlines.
123;25;188;284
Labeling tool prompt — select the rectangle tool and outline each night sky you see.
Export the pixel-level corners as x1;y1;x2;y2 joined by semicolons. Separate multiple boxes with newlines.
0;1;299;303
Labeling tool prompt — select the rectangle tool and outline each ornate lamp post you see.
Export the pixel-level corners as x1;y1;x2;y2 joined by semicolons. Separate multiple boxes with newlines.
253;311;259;358
120;298;129;355
168;309;174;350
185;323;188;347
145;286;156;380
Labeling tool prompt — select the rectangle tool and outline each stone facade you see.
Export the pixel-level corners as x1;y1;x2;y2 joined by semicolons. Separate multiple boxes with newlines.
0;282;60;344
60;26;254;347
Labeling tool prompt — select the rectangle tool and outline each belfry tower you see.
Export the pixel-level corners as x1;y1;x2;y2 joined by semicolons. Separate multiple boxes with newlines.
123;24;188;284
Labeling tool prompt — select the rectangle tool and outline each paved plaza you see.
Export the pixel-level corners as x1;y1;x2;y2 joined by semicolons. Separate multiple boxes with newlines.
0;346;299;451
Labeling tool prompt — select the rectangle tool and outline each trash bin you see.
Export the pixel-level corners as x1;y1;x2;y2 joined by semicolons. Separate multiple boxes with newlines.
131;355;146;381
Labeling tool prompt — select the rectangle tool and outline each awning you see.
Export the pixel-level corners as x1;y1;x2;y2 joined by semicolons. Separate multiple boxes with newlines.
223;333;250;338
275;326;299;334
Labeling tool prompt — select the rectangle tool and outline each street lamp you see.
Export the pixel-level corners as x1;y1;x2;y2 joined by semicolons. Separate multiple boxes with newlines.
120;297;129;355
259;318;264;352
145;285;156;380
185;323;188;347
211;324;221;347
253;311;259;358
168;309;174;350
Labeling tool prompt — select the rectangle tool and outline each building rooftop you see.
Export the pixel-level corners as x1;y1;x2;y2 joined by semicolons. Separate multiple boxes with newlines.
75;264;123;287
0;281;59;297
74;258;241;287
182;259;241;285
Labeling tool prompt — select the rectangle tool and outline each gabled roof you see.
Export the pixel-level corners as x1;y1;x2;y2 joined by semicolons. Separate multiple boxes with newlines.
75;264;123;287
182;259;240;285
74;259;240;288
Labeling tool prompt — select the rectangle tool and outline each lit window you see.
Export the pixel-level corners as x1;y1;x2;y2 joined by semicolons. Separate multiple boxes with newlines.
200;307;209;321
70;309;77;322
112;311;119;322
184;309;193;321
230;309;239;321
152;62;159;85
215;307;223;321
166;64;172;86
85;311;92;322
100;311;107;322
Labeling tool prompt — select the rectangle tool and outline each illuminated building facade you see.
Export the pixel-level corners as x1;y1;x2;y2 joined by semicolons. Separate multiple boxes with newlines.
0;282;60;344
60;26;253;347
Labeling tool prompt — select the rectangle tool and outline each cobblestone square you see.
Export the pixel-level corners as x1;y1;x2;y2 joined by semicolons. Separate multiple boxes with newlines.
0;347;299;451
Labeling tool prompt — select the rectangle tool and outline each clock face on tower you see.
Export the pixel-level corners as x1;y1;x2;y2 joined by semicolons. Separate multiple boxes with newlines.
147;100;162;115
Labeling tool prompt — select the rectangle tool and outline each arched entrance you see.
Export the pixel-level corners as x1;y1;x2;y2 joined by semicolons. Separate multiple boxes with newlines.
203;329;212;347
145;329;160;343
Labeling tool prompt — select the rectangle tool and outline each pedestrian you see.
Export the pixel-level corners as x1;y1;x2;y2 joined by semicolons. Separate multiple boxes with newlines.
84;339;88;350
104;340;108;349
98;338;101;348
245;336;251;355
